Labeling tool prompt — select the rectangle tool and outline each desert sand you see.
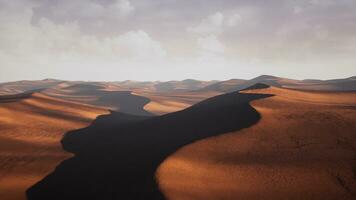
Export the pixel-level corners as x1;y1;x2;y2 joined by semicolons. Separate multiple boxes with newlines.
200;75;356;92
0;87;216;200
0;92;108;200
157;86;356;200
138;91;221;114
26;89;271;200
1;79;356;200
42;82;218;115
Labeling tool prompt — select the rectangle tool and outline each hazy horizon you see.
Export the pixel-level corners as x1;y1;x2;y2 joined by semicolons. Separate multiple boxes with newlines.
1;0;356;82
2;74;356;84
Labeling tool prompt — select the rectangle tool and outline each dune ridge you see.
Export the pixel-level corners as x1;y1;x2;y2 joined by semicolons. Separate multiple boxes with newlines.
1;87;215;200
158;85;356;200
26;89;272;200
1;75;355;97
0;92;109;200
1;80;356;200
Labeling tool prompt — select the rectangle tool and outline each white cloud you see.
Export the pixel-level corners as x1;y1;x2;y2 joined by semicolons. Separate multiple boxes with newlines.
1;0;356;81
314;25;329;40
197;34;225;63
293;6;304;14
115;30;166;59
226;14;242;27
32;0;135;24
187;12;231;63
188;11;244;35
0;5;165;81
112;0;135;18
188;12;224;35
197;35;225;54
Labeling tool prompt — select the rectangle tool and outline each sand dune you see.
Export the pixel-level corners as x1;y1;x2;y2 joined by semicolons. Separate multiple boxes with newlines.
1;78;356;200
1;87;208;200
0;92;108;200
115;79;217;92
0;83;219;200
43;84;153;116
26;90;271;200
138;91;221;115
200;75;356;92
0;79;63;95
1;76;355;98
158;85;356;200
44;82;219;115
152;79;218;92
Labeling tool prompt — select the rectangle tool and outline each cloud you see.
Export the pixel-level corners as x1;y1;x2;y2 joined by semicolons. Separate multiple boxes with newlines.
197;34;225;54
1;0;356;81
197;34;225;63
226;13;242;27
188;12;237;63
0;4;165;81
187;12;224;35
114;0;135;17
32;0;135;25
115;30;166;59
187;11;244;35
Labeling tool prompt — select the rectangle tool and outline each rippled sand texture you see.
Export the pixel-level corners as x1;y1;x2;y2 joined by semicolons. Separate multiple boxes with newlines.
0;93;108;200
158;87;356;200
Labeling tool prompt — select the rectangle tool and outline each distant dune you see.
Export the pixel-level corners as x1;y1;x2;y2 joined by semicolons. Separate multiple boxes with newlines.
0;79;63;95
138;91;221;115
43;85;153;116
1;76;355;97
43;82;219;115
199;75;356;92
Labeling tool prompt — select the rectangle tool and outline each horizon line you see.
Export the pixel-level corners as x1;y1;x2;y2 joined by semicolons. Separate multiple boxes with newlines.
1;74;355;84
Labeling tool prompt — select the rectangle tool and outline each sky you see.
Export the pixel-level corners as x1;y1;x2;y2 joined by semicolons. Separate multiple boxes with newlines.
0;0;355;82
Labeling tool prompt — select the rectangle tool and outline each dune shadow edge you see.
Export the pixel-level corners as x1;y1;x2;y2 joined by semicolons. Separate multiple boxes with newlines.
26;89;273;200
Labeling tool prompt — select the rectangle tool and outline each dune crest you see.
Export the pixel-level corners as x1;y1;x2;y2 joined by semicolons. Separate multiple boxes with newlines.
26;91;271;200
0;92;108;200
158;86;356;200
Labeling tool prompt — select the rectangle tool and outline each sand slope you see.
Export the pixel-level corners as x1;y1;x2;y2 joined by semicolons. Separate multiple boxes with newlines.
0;79;63;95
0;93;108;200
200;75;356;92
139;91;221;115
158;86;356;200
26;91;271;200
43;83;218;115
2;81;356;200
1;88;214;200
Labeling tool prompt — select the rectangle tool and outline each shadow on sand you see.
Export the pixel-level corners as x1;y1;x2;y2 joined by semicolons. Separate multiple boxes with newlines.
27;89;272;200
0;89;42;103
59;86;154;116
92;91;153;116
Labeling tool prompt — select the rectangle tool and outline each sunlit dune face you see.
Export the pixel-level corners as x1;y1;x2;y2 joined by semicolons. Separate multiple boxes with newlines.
42;85;220;115
0;93;108;200
2;85;356;200
157;87;356;200
141;91;221;115
144;100;191;115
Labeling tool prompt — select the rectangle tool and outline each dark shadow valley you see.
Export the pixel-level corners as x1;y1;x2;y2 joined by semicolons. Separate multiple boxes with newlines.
26;89;273;200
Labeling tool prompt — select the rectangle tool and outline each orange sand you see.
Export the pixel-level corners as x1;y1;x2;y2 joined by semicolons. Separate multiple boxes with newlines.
140;91;221;115
157;87;356;200
0;93;108;200
2;86;356;200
